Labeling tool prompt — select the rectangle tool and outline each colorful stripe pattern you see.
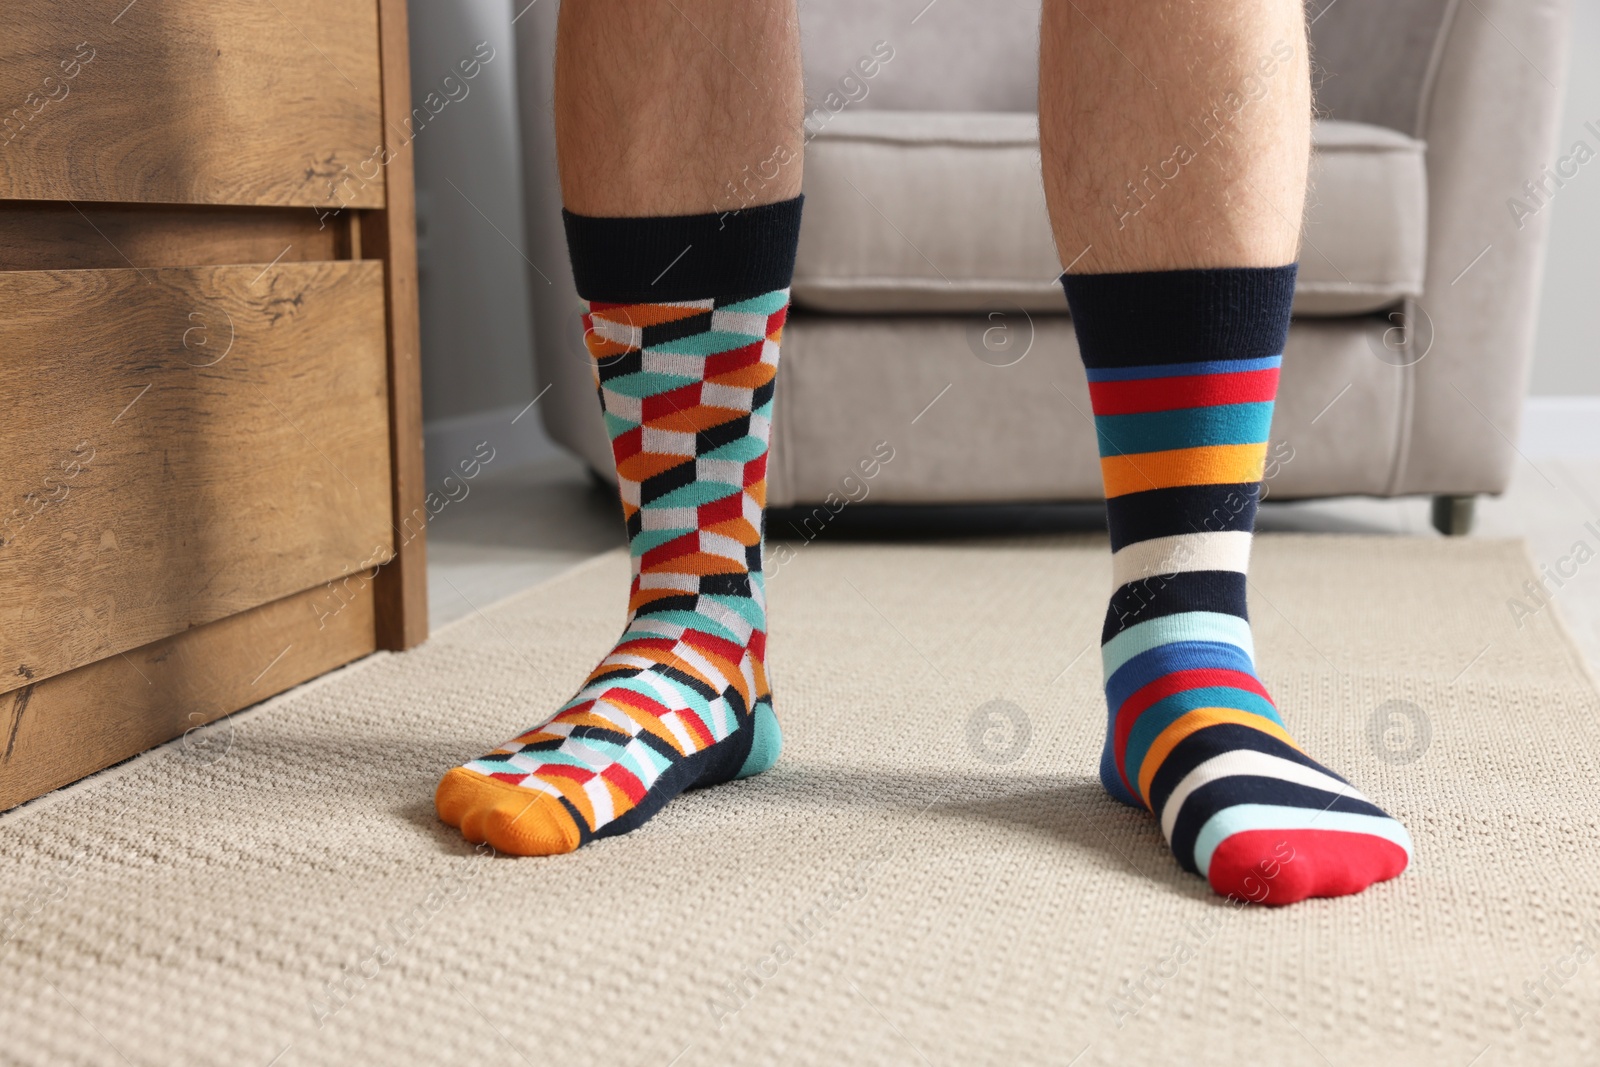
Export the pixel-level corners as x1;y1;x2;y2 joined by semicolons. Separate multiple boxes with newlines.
435;289;789;855
1067;266;1411;904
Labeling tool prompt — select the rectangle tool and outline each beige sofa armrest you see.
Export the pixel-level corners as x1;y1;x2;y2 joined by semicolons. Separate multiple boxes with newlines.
1400;0;1572;494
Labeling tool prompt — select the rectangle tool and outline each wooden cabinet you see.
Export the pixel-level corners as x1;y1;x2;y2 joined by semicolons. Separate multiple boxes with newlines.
0;0;426;809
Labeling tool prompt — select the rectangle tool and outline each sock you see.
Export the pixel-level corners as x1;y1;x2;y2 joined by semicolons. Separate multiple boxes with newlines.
1065;266;1411;904
436;197;802;855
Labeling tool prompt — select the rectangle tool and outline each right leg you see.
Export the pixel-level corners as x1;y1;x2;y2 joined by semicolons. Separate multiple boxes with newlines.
437;0;804;855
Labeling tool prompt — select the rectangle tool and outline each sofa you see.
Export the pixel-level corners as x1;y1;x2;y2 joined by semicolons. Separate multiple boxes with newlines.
514;0;1572;534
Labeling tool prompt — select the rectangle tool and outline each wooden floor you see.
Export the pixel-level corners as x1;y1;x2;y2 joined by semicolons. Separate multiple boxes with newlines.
427;450;1600;672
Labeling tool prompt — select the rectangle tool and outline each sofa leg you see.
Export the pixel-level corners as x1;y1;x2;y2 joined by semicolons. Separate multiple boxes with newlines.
1430;495;1476;537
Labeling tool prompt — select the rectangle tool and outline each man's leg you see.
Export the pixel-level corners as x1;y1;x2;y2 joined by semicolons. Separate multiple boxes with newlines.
437;1;803;855
553;1;803;217
1041;0;1411;903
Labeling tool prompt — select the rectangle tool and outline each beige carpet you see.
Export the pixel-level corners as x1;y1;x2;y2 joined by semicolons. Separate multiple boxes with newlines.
4;534;1600;1066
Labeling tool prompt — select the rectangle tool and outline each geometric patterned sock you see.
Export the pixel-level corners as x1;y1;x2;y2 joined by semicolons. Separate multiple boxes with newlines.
1065;265;1412;904
435;197;802;856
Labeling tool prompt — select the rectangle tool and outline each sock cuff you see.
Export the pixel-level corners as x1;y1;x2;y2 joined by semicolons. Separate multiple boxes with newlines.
563;196;804;304
1062;265;1297;368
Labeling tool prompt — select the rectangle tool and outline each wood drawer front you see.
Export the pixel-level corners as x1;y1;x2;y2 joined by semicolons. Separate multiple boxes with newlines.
0;581;378;810
0;261;394;693
0;1;383;208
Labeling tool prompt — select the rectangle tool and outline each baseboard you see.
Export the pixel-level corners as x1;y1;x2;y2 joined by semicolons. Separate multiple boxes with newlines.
423;398;564;486
1522;396;1600;458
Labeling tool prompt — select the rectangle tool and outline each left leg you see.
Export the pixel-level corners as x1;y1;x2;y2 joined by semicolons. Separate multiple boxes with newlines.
1040;0;1411;903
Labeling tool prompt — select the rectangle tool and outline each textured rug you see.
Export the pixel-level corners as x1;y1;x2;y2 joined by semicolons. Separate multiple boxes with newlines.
3;535;1599;1066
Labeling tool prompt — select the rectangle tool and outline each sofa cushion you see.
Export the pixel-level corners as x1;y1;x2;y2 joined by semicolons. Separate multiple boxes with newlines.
792;111;1427;317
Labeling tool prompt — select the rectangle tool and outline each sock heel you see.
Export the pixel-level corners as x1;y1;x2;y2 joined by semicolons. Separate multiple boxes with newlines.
735;698;782;779
1099;720;1143;808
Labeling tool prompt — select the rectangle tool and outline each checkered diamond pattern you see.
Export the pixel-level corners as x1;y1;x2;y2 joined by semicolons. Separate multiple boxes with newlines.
458;289;789;839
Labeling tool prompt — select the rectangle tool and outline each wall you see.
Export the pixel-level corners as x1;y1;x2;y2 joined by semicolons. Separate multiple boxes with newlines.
1529;0;1600;397
406;0;556;483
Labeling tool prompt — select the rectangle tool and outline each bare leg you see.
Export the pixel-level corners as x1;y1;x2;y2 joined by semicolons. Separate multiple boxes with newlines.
554;0;804;216
1040;0;1309;273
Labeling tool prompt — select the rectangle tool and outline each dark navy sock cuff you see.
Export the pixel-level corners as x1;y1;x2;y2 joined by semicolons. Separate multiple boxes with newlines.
1062;264;1298;367
562;195;804;304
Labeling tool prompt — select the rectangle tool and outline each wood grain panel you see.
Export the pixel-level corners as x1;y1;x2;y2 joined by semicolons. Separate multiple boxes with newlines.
370;0;429;649
0;262;394;694
0;201;351;271
0;0;383;207
0;581;378;811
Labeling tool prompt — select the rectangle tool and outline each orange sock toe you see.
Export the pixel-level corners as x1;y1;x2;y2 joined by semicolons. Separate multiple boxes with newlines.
435;768;582;856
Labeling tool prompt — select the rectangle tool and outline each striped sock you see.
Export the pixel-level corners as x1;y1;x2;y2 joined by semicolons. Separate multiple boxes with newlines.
436;198;801;855
1065;266;1411;904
